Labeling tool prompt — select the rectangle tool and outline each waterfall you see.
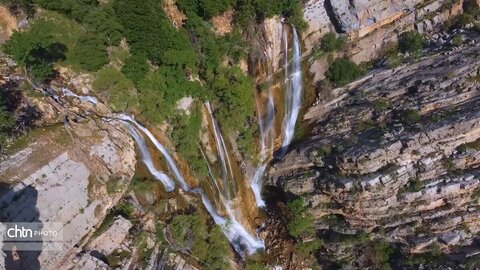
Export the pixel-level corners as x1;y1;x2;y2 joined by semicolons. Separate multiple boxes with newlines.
205;102;236;199
279;27;303;157
62;87;98;105
194;188;264;255
122;121;176;192
119;114;190;191
202;102;265;255
117;114;264;256
251;69;276;208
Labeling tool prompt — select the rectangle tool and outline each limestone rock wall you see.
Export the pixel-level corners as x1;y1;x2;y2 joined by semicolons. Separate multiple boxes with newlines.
268;34;480;259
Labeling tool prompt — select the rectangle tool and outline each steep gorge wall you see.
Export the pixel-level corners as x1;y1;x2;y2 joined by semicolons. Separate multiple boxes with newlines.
268;32;480;263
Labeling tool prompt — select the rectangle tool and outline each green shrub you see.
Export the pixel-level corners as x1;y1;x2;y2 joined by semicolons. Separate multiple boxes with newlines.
373;100;392;111
320;33;346;52
399;109;421;124
398;31;425;54
326;58;364;86
113;201;135;220
3;19;66;81
442;156;456;172
121;54;149;85
408;179;423;192
452;35;463;47
211;67;254;131
177;0;233;19
170;214;229;269
237;123;258;161
69;33;108;71
114;0;196;66
287;198;315;238
367;240;393;269
92;67;138;112
171;106;209;177
106;249;131;268
233;0;306;30
295;239;323;255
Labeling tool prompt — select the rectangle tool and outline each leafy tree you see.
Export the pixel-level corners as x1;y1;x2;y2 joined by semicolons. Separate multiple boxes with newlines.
233;0;256;28
171;106;208;177
170;214;229;269
121;54;149;85
204;225;230;270
34;0;98;21
233;0;306;29
211;67;254;131
83;5;124;46
326;58;364;86
320;33;346;52
114;0;196;65
171;214;208;246
367;240;393;269
237;123;258;161
399;109;421;125
177;0;233;19
3;19;67;81
398;31;425;54
70;33;108;71
286;197;315;238
283;0;307;30
92;67;138;112
136;70;169;124
295;239;323;255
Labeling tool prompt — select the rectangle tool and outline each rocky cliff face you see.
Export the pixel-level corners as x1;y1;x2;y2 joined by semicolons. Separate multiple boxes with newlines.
268;28;480;267
0;57;138;269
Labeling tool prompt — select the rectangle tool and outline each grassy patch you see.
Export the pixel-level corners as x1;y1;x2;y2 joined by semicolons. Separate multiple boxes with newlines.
38;11;87;70
5;125;70;155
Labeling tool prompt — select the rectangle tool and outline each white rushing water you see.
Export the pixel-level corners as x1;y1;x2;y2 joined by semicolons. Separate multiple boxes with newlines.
117;114;264;255
62;87;98;105
119;114;190;191
195;188;264;255
279;27;303;157
205;102;236;199
251;76;276;208
122;121;176;192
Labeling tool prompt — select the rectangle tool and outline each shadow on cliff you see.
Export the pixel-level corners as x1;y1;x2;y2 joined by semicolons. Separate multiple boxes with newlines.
0;183;42;270
1;80;43;136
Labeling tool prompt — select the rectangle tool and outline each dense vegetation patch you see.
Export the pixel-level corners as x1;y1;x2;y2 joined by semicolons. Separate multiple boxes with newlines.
170;213;230;270
398;31;425;54
170;105;209;177
92;67;138;112
325;58;364;86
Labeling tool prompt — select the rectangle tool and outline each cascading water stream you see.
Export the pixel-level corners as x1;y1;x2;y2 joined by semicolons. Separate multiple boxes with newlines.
279;27;303;158
62;87;98;105
119;114;190;191
205;101;236;199
116;114;264;256
122;121;176;192
251;65;276;208
28;81;265;256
